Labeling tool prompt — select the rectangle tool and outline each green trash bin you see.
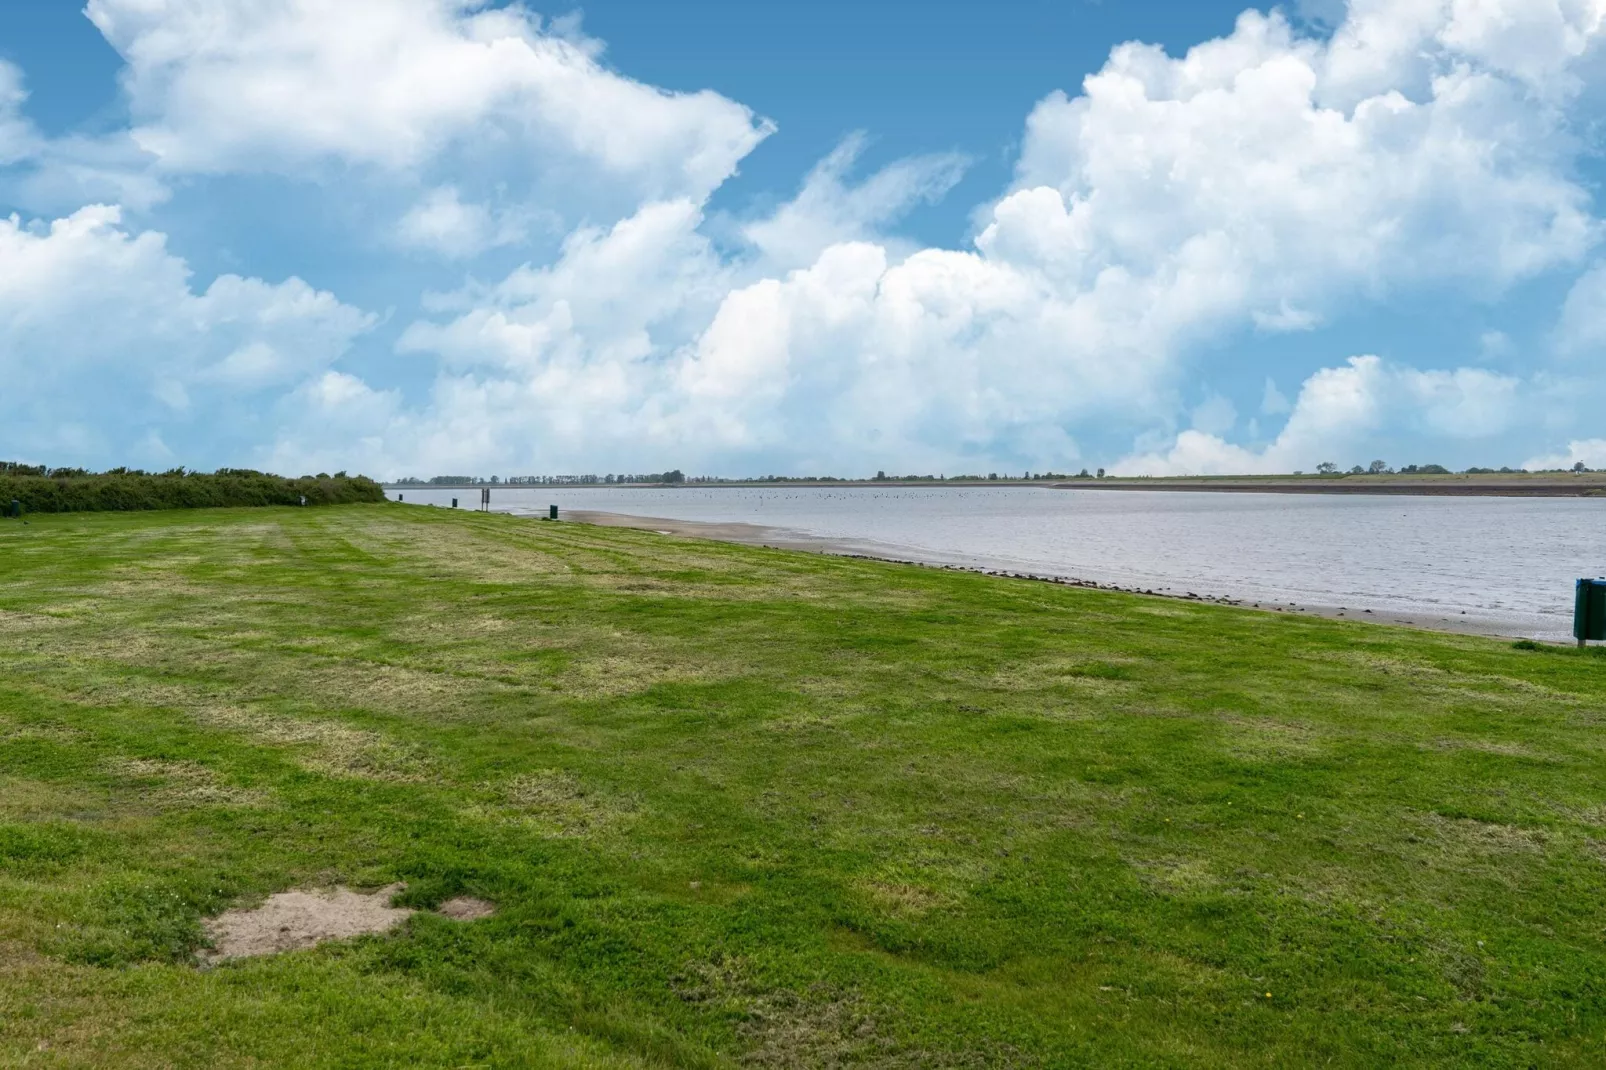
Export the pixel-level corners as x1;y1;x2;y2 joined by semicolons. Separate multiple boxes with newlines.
1576;579;1606;644
7;499;19;519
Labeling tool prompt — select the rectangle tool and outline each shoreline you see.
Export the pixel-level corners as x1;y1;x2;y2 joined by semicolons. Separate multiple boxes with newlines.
560;509;1540;642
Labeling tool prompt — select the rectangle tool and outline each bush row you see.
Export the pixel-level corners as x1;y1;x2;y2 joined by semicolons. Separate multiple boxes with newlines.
0;469;386;514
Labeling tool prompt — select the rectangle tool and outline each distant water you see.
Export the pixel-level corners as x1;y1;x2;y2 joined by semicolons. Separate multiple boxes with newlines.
388;485;1606;640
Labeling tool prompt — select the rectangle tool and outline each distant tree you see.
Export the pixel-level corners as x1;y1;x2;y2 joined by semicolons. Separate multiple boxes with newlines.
1574;461;1590;473
1349;465;1365;474
1078;468;1091;478
664;469;685;483
1368;460;1389;474
1316;461;1338;474
876;470;887;481
1096;468;1106;478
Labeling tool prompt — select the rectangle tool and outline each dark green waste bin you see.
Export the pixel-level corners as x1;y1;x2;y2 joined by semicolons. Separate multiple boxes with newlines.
7;499;19;519
1576;579;1606;643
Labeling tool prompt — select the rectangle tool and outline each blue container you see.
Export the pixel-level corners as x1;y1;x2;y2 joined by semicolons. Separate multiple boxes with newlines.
1576;579;1606;642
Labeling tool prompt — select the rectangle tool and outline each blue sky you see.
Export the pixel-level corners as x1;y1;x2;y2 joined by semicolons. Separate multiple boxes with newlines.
1;0;1603;478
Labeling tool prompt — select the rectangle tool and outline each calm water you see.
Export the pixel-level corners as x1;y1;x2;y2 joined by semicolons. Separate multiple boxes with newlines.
389;485;1606;640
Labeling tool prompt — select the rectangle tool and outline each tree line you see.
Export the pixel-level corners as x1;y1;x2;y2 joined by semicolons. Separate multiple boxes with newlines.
1;465;385;514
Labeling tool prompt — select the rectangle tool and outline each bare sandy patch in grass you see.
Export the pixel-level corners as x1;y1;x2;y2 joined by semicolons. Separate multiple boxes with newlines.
201;884;411;963
104;758;268;808
438;896;496;921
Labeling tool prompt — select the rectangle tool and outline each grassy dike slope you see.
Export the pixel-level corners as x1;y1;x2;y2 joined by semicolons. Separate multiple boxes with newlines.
1;506;1604;1068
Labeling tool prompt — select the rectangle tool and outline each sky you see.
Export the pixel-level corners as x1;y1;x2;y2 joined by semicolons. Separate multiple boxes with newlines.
0;0;1603;479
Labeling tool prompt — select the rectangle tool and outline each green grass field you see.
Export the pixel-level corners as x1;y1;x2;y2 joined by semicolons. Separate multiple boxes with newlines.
2;505;1604;1067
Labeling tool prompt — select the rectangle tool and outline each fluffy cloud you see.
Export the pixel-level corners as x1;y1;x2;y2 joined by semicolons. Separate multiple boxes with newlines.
740;134;970;270
9;0;1606;475
0;205;372;464
1117;356;1525;474
257;1;1606;475
85;0;771;205
0;62;36;166
1524;438;1606;470
1556;262;1606;355
397;186;539;259
1004;8;1595;311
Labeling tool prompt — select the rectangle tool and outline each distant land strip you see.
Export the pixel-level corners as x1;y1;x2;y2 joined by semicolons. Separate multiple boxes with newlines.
1055;476;1606;497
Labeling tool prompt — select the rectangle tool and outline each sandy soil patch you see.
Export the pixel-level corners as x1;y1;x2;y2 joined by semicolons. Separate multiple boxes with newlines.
200;886;499;963
201;884;412;963
438;896;496;921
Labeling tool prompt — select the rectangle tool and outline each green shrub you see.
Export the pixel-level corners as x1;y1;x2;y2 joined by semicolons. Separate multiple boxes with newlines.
0;466;385;514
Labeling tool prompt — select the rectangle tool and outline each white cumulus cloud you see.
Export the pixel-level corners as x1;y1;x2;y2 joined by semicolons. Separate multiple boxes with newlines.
1117;356;1526;474
8;0;1606;475
0;205;373;464
740;134;970;270
1524;438;1606;469
1556;262;1606;355
397;186;535;259
85;0;772;205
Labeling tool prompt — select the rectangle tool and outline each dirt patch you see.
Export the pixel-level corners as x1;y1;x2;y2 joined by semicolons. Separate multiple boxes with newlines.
438;896;496;921
201;884;412;963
